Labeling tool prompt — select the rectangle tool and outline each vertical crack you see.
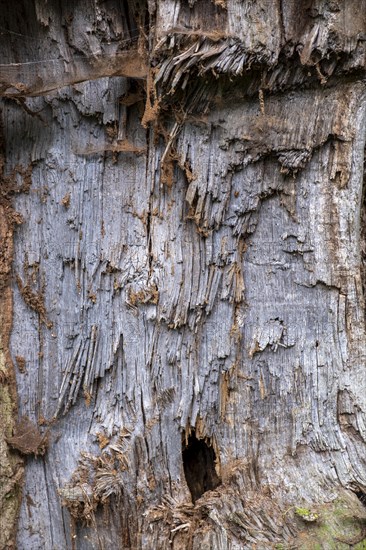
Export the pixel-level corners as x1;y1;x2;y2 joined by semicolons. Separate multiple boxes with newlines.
145;119;154;277
361;146;366;321
146;191;153;276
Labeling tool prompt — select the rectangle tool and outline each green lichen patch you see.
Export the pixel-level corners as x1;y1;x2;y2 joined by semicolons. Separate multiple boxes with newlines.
294;490;366;549
0;365;24;549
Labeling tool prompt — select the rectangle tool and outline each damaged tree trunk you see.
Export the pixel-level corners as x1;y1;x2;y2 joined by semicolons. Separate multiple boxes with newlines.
1;1;366;549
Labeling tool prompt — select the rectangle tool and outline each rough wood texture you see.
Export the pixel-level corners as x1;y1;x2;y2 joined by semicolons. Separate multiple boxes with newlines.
0;116;25;550
1;0;366;548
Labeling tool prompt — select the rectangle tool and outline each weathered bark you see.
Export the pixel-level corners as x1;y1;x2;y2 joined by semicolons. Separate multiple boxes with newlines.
1;1;366;549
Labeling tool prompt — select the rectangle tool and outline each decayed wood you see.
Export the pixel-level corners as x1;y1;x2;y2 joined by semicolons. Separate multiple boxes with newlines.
0;123;25;550
0;51;147;97
1;1;366;549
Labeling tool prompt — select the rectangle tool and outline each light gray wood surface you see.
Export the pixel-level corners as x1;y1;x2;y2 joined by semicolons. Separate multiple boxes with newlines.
1;1;366;548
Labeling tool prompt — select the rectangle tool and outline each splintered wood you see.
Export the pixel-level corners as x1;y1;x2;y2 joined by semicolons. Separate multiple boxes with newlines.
2;0;366;549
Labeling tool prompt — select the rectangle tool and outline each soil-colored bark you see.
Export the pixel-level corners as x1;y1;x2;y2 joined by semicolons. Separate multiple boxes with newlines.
0;120;24;550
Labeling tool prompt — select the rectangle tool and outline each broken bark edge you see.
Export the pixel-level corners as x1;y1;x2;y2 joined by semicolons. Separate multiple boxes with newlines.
146;487;366;549
6;416;49;457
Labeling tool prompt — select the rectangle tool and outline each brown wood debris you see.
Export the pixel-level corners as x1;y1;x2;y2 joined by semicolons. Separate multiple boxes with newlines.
0;50;147;98
6;416;48;456
16;274;52;328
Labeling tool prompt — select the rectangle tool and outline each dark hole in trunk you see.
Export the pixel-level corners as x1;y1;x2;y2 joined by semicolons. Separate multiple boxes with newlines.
182;431;221;503
355;489;366;507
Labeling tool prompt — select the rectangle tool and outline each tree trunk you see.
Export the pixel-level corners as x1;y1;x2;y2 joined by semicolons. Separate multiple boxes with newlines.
1;1;366;549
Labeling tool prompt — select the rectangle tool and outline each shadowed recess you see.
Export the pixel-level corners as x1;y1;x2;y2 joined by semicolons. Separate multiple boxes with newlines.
182;431;221;503
355;489;366;507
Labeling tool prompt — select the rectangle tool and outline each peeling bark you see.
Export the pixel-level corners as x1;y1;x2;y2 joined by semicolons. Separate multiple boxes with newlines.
0;119;24;550
1;1;366;549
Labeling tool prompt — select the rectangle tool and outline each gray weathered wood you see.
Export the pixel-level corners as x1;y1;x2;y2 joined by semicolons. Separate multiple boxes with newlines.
1;1;366;548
